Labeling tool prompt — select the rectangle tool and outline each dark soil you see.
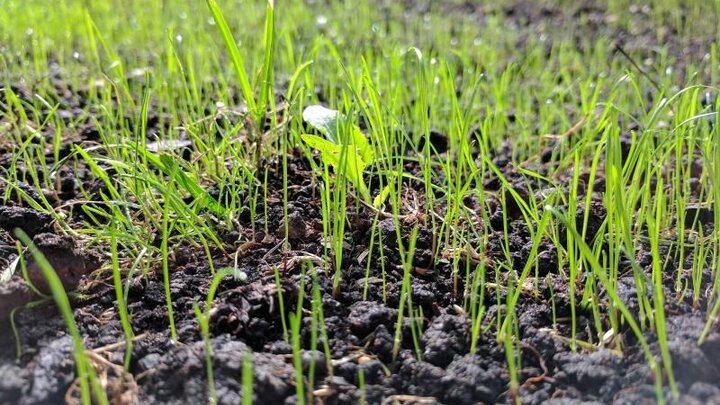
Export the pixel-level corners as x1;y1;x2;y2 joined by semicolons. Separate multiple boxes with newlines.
2;1;720;405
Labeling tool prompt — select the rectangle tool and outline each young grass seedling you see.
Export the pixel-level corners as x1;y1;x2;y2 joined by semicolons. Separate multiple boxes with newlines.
109;222;134;370
193;267;248;405
206;0;275;169
242;354;254;405
290;268;307;405
392;226;420;359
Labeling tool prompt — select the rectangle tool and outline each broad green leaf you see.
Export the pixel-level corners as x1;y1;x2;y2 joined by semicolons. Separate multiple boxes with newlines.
302;105;373;161
302;105;340;143
301;105;374;202
351;126;374;163
373;184;392;209
301;134;342;157
301;134;370;200
301;135;369;171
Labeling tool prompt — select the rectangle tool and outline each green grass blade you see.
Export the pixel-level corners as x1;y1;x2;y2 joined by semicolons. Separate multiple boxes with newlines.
206;0;257;114
257;0;275;123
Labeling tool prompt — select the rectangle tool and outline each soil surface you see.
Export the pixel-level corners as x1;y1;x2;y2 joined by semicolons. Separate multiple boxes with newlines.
2;1;720;405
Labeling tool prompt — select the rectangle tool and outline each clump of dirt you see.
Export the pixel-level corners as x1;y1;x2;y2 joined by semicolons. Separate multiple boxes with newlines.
24;233;102;293
0;233;101;319
0;206;53;238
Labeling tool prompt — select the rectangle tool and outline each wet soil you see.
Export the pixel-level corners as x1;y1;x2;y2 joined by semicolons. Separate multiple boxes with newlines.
2;1;720;405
